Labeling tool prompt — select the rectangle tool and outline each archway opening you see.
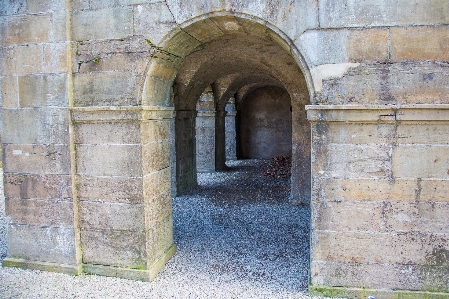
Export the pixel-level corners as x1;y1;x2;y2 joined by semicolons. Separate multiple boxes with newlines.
142;14;311;290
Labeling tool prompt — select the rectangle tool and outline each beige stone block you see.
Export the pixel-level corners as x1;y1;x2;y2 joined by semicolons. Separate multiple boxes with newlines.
1;75;19;108
134;3;177;45
319;0;449;28
77;52;148;73
393;145;449;179
163;29;202;58
72;7;133;41
165;0;229;24
43;43;68;73
73;72;139;107
141;120;170;144
384;201;449;233
1;14;51;46
391;26;449;62
77;176;143;204
146;213;173;265
143;167;171;200
6;198;74;227
318;178;417;202
18;74;68;107
7;225;76;265
4;173;72;201
4;144;71;174
312;231;449;265
313;144;392;179
145;190;172;226
420;179;449;202
313;200;383;232
145;58;179;82
182;17;223;43
312;123;395;145
76;144;142;177
311;260;448;292
81;229;146;268
142;141;170;173
74;121;141;145
2;44;43;75
347;29;389;62
0;108;70;144
74;36;150;58
396;124;449;145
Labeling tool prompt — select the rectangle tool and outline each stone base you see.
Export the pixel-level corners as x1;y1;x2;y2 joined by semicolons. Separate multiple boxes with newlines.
309;285;449;299
84;244;177;281
2;258;82;275
2;244;177;282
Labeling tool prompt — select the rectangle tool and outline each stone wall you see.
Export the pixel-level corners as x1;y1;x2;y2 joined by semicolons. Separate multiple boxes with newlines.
1;0;448;297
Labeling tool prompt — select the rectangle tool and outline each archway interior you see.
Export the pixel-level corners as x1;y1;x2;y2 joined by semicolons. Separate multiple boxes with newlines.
167;16;311;202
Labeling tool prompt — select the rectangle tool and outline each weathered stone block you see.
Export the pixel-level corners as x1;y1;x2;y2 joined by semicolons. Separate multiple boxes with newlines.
420;179;449;202
73;72;139;107
77;52;148;73
316;178;418;202
384;201;449;233
391;26;449;62
146;214;174;266
72;7;133;41
319;0;449;28
143;167;171;200
1;14;51;46
18;73;68;107
312;231;449;265
396;124;449;145
77;176;143;204
4;173;72;200
313;200;383;232
134;3;177;45
76;144;142;177
145;190;172;226
81;229;146;268
0;75;19;107
142;141;170;173
311;260;449;292
0;108;70;144
182;17;223;44
142;76;174;107
141;120;170;144
43;42;68;73
347;28;389;62
2;44;43;75
74;121;141;145
312;123;395;145
79;201;145;231
3;144;71;174
6;198;74;227
7;224;76;265
393;145;449;179
313;144;392;179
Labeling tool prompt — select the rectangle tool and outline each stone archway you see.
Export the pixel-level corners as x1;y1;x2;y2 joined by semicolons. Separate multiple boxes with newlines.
139;12;313;279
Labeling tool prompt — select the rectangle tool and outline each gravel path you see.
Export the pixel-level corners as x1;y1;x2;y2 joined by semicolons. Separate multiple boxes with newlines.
0;161;329;299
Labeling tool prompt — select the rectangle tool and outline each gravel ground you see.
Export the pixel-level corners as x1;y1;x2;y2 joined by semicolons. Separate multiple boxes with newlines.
0;160;330;299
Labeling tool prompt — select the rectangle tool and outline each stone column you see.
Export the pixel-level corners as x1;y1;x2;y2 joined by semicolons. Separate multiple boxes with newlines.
176;110;197;194
196;91;216;173
225;98;237;160
215;110;227;171
70;106;176;281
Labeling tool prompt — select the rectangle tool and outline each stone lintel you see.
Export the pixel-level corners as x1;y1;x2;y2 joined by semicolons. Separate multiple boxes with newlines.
306;104;449;122
71;106;175;123
2;258;82;276
309;285;449;299
83;244;176;281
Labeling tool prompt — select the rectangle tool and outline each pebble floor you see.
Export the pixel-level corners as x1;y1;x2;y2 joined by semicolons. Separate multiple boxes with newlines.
0;160;330;299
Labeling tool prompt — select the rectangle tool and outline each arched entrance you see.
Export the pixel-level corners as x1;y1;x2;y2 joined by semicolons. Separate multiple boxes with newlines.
141;12;312;279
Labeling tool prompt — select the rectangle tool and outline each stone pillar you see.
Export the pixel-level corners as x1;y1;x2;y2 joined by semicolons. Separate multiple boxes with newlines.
307;104;449;298
176;110;197;193
225;98;237;160
71;106;176;281
215;110;227;171
196;91;216;173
